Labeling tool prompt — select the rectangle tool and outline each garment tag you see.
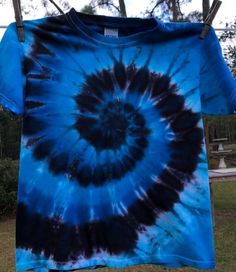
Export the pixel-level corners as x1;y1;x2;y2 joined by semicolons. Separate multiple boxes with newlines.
104;28;119;38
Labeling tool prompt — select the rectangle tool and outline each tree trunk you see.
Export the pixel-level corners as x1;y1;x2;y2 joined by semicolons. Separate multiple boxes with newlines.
118;0;127;17
203;117;210;163
171;0;178;21
202;0;210;21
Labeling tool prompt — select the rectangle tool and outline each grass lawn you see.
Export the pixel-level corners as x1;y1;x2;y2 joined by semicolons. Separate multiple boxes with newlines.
0;181;235;272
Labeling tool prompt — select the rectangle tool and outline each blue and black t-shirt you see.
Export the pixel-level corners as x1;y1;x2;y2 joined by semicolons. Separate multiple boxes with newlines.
0;7;236;272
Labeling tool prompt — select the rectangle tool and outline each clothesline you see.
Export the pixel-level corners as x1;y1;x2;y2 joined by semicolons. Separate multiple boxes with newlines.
0;25;236;32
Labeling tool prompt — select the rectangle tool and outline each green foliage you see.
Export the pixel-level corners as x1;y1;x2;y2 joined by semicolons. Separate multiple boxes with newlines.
203;115;236;143
0;158;18;219
0;109;21;160
203;115;236;169
0;110;21;218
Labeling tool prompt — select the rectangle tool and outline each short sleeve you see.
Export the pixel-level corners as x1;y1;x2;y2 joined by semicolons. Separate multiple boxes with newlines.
200;26;236;115
0;22;25;117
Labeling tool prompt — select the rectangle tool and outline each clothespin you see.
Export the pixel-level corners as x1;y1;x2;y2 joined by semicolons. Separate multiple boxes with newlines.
12;0;24;42
200;0;222;39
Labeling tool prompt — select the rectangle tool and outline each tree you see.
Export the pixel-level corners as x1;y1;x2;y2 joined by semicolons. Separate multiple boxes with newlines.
42;0;71;16
118;0;127;17
80;4;96;15
145;0;193;22
182;10;202;22
144;0;214;23
89;0;127;17
20;0;71;17
219;18;236;78
0;110;21;160
0;0;7;5
202;0;210;21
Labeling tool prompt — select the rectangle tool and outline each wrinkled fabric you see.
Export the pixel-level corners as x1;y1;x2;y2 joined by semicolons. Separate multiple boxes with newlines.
0;7;236;272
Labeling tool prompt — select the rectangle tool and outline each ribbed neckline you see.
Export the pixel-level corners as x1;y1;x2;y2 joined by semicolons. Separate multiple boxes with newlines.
65;7;164;47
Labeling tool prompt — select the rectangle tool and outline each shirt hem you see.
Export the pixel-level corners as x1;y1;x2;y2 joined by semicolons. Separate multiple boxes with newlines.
16;254;215;271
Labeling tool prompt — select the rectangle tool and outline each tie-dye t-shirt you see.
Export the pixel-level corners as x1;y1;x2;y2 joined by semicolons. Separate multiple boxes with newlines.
0;8;236;272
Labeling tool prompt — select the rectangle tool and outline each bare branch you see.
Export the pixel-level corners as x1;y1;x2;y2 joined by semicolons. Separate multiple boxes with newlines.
90;0;121;14
146;0;166;17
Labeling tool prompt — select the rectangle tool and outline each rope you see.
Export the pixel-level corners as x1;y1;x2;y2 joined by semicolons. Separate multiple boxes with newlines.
215;28;236;31
0;25;236;31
